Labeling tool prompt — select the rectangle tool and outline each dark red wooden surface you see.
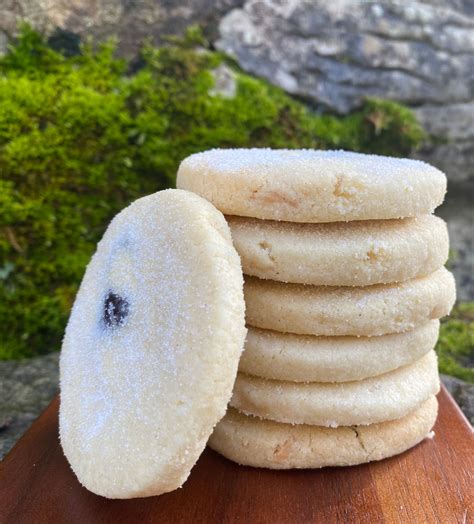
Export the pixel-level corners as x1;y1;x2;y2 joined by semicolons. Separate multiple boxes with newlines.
0;387;472;524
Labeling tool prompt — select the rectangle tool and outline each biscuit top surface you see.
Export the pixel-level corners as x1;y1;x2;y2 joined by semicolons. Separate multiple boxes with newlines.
182;148;439;178
177;149;446;222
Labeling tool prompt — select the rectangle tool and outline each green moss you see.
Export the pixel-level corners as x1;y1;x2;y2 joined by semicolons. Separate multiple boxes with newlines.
436;303;474;383
0;26;426;359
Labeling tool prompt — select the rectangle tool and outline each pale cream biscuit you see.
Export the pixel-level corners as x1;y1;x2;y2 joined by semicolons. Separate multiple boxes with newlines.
227;215;449;286
244;268;455;336
209;397;438;469
240;322;439;383
231;351;439;427
177;149;447;223
60;190;246;498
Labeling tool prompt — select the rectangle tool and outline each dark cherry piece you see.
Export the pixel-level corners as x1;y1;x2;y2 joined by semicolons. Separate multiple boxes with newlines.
103;291;129;328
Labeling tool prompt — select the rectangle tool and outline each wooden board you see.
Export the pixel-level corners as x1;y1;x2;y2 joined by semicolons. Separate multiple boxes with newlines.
0;387;472;523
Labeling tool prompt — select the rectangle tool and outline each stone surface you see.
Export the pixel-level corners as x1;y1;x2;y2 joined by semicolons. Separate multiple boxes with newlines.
437;182;474;302
217;1;473;110
441;374;474;425
0;0;243;57
209;63;238;98
0;352;472;460
413;103;474;183
216;0;474;182
0;352;59;460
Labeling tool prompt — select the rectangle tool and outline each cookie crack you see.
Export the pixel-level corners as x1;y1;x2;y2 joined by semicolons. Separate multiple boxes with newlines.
258;240;276;265
333;175;351;199
349;426;369;455
273;437;294;460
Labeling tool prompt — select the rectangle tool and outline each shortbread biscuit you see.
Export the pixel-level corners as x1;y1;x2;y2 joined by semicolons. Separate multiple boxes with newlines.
228;215;448;286
240;322;439;382
231;351;439;427
177;149;446;222
60;190;246;498
244;268;455;336
209;397;438;469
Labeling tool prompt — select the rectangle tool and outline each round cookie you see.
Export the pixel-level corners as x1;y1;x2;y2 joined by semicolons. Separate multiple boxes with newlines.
177;149;447;223
244;268;455;336
240;321;439;383
231;351;439;427
228;215;449;286
60;189;247;499
209;397;438;469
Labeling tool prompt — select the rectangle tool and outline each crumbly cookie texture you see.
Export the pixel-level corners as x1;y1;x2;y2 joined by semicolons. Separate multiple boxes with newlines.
60;189;246;499
244;267;455;336
177;149;446;223
227;215;449;286
231;351;440;427
240;321;439;383
209;397;438;469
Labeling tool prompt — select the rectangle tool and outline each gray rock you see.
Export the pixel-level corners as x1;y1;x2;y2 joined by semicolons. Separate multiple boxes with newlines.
415;140;474;184
217;0;474;182
0;0;244;57
209;63;237;98
218;2;473;110
441;374;474;425
0;352;59;459
0;30;8;54
437;182;474;301
414;103;474;142
414;103;474;183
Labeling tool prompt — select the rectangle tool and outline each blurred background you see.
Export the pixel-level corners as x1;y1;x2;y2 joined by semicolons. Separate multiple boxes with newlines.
0;1;472;454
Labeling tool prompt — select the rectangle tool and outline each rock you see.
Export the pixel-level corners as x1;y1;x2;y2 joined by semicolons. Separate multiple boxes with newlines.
209;63;237;98
0;352;59;459
0;0;244;57
217;0;474;182
441;374;474;425
413;103;474;183
437;182;474;301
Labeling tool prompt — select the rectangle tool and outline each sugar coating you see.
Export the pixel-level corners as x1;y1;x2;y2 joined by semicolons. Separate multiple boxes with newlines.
244;267;455;336
209;397;438;469
240;321;439;383
231;351;439;427
228;214;449;286
59;189;246;499
177;149;447;222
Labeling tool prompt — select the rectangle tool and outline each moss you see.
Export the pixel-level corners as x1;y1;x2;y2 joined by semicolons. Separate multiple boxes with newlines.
436;303;474;383
0;26;426;359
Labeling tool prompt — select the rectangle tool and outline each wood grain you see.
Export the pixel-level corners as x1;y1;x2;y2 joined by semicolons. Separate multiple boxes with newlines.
0;387;472;524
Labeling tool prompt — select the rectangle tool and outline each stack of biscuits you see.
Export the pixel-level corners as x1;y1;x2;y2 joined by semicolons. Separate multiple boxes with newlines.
177;149;456;469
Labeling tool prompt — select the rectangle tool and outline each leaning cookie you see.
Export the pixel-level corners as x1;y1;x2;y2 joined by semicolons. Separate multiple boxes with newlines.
231;351;439;427
240;322;439;383
177;149;446;223
209;397;438;469
244;268;455;336
60;190;246;499
228;215;449;286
